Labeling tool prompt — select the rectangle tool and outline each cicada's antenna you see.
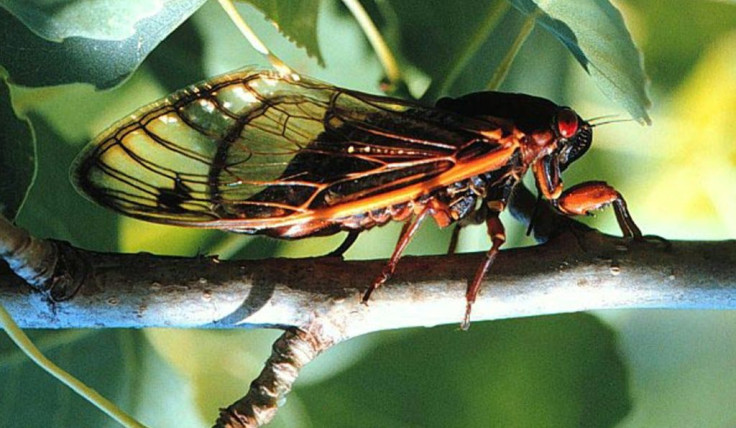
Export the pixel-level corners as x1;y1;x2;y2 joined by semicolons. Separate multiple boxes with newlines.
588;114;636;128
587;114;619;123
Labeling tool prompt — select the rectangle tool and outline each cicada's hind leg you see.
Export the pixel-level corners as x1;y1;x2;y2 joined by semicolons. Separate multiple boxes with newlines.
362;209;431;304
327;230;360;258
463;211;506;330
553;181;642;238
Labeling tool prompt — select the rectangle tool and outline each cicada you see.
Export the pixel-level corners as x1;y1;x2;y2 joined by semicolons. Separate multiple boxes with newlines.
72;68;642;328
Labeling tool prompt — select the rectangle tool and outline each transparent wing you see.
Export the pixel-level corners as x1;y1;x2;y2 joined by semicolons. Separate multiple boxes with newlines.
72;68;503;230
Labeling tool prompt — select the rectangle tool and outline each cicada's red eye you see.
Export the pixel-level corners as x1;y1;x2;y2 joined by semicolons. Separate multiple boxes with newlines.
555;108;579;138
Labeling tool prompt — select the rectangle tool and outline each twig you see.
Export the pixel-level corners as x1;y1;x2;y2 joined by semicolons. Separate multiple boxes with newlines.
215;328;333;428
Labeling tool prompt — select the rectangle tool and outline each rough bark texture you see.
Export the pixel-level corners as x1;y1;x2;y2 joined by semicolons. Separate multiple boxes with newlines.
215;328;331;428
3;215;736;427
2;229;734;336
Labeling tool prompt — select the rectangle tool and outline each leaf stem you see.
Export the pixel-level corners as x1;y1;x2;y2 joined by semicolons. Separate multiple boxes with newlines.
486;9;539;90
0;329;95;368
217;0;292;75
341;0;401;85
0;304;146;428
428;1;511;99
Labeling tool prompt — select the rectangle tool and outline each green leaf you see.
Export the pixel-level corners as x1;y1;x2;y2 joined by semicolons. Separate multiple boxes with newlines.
0;331;136;427
243;0;325;66
509;0;652;124
0;330;202;427
0;0;206;89
387;0;519;96
297;314;631;426
0;76;35;221
16;112;120;250
145;18;207;93
1;0;171;42
383;0;572;102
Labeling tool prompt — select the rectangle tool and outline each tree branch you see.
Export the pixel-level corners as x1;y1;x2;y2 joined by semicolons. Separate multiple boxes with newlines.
2;217;735;427
2;224;735;333
215;328;331;427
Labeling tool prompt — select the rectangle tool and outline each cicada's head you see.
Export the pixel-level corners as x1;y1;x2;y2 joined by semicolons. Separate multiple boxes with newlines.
549;107;592;172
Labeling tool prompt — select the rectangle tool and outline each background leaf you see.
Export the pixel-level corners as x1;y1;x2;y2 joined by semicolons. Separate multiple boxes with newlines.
1;0;167;42
509;0;652;124
0;330;204;428
0;0;206;89
1;331;137;427
242;0;325;66
12;111;120;249
636;1;736;91
385;0;530;98
0;76;34;220
298;314;630;427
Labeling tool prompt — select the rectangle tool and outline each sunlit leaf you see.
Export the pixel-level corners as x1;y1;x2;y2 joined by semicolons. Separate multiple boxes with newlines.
1;0;167;42
0;0;206;88
242;0;325;66
632;32;736;238
0;76;35;220
509;0;652;124
144;329;286;423
119;218;217;255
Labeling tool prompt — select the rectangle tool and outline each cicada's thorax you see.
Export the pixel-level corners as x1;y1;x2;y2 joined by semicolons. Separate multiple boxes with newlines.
434;122;559;223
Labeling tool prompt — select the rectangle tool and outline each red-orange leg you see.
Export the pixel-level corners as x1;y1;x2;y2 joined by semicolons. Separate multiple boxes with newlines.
554;181;642;238
462;213;506;330
362;209;431;304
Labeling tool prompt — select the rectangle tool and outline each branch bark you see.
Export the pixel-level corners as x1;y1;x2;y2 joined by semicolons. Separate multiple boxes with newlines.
2;225;735;334
2;216;736;427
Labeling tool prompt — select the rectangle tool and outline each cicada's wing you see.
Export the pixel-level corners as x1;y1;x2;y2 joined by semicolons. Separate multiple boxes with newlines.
72;68;507;233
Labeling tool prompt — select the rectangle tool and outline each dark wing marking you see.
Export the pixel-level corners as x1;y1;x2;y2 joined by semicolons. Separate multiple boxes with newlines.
72;68;504;230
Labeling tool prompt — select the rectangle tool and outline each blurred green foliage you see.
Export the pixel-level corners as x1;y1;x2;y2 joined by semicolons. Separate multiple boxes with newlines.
0;77;34;221
1;0;735;427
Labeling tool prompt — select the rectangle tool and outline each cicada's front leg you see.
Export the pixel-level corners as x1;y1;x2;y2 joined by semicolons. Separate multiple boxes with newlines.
552;181;642;238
